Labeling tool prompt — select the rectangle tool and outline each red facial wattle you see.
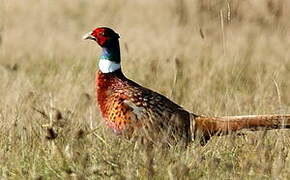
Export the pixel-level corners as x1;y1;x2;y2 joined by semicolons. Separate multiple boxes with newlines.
91;29;108;47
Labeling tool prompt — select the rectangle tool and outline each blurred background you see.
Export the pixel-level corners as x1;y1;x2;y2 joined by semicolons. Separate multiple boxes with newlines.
1;0;289;114
0;0;290;179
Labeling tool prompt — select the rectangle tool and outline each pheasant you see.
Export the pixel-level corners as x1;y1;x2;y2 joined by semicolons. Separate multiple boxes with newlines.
83;27;290;145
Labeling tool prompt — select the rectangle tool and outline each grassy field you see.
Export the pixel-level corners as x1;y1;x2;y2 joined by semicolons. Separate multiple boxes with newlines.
1;0;290;179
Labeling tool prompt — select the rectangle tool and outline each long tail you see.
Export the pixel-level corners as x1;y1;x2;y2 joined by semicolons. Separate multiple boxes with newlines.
192;114;290;145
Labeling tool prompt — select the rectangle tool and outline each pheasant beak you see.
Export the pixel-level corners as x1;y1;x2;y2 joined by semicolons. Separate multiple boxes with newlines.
83;31;96;41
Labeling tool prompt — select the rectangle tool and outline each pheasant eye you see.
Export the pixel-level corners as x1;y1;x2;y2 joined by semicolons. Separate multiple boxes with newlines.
99;32;105;36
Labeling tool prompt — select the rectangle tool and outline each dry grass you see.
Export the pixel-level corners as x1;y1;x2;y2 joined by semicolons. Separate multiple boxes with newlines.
0;0;290;179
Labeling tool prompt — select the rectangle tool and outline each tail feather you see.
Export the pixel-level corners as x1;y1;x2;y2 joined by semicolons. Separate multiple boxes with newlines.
192;114;290;144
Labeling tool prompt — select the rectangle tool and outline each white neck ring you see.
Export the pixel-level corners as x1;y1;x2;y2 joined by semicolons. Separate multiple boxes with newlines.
99;59;121;73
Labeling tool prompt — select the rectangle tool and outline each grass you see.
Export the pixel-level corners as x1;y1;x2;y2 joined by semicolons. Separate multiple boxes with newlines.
0;0;290;179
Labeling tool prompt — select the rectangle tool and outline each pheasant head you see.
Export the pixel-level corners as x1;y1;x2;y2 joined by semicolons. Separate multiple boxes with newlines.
84;27;121;73
83;27;120;47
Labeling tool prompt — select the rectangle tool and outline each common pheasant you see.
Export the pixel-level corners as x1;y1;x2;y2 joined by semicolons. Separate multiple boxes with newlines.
83;27;290;145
